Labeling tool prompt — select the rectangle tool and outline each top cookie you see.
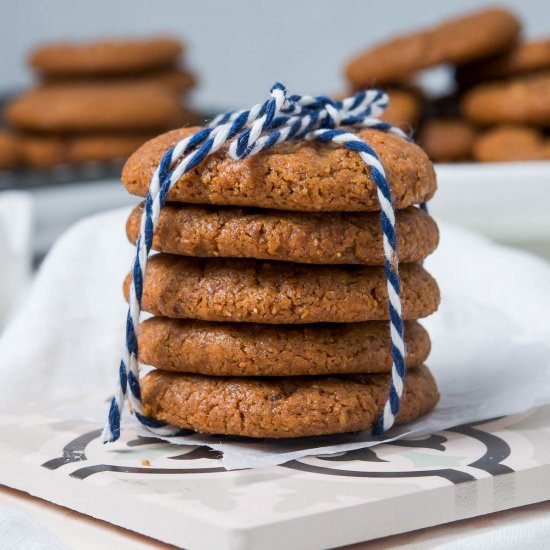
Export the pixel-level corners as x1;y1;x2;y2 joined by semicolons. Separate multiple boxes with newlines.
29;37;183;77
345;8;520;87
123;127;436;212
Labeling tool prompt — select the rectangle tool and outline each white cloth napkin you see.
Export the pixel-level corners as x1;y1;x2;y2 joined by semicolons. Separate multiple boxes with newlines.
0;191;33;330
0;505;68;550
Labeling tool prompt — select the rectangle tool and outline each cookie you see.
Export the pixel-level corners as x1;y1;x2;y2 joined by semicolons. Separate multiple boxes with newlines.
461;73;550;126
381;89;421;130
138;317;430;376
417;119;477;162
6;83;188;133
40;68;197;95
345;8;520;87
457;39;550;87
0;131;20;170
29;37;183;77
141;365;439;438
18;134;153;168
473;126;550;162
126;203;438;265
123;127;436;212
124;255;440;324
143;69;196;94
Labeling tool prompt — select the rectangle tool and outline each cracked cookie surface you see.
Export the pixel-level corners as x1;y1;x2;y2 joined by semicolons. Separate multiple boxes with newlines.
126;204;439;265
122;127;436;212
124;254;440;324
139;318;430;376
141;365;439;437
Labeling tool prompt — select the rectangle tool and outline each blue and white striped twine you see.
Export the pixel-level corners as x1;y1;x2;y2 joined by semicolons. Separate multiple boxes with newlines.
102;82;419;443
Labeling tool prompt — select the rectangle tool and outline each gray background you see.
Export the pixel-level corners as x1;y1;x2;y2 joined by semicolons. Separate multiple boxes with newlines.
1;0;547;109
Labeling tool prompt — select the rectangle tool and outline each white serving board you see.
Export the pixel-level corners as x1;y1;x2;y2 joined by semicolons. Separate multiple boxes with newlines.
2;403;550;549
432;161;550;243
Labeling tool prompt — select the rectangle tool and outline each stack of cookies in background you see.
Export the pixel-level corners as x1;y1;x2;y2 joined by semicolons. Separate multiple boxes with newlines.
459;42;550;162
120;126;441;438
2;37;197;169
344;6;550;163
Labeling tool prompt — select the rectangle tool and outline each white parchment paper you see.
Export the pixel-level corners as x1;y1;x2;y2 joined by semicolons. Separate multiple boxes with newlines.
1;207;549;469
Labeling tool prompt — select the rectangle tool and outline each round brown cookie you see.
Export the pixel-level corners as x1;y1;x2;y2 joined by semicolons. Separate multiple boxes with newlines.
29;37;183;77
457;38;550;87
417;119;477;162
124;254;440;324
18;134;153;168
126;203;439;265
345;8;520;87
381;89;421;131
473;126;550;162
123;127;436;212
139;317;430;376
145;69;196;94
40;68;197;95
141;365;439;438
6;83;188;133
461;73;550;126
0;131;20;170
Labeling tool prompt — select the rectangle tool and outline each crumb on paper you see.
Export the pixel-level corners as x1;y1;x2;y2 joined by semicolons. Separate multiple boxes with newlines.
141;459;151;466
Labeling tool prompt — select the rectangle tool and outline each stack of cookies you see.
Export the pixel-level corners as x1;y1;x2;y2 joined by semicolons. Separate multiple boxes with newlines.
344;6;550;163
3;37;197;169
459;48;550;162
121;126;441;438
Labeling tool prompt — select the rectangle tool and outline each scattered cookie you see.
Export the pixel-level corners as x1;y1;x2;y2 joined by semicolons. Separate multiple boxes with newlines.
0;131;20;170
126;203;439;265
18;134;152;168
457;38;550;86
473;125;550;162
6;83;188;133
138;317;431;376
345;8;520;87
123;127;436;212
124;254;440;324
461;73;550;126
417;119;477;162
141;365;440;438
29;37;183;77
